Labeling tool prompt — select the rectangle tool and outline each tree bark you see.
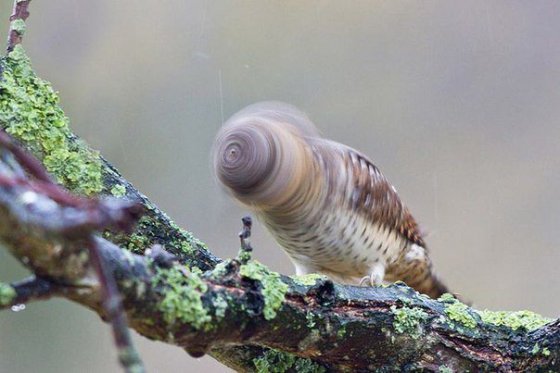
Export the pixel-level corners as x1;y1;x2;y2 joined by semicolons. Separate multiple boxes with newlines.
0;5;559;373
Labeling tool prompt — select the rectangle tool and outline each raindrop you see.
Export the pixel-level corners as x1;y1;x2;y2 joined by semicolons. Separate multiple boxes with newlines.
11;304;25;312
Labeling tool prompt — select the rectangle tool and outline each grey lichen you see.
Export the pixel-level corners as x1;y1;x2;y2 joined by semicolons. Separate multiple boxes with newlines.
212;294;228;319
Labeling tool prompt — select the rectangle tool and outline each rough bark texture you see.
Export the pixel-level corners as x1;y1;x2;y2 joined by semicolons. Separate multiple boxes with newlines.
0;6;559;373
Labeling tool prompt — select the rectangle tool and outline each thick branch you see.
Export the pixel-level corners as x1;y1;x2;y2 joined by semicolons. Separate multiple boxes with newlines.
0;138;553;370
0;18;559;373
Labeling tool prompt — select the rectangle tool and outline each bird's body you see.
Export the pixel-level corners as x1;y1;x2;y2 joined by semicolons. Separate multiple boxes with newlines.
213;102;449;298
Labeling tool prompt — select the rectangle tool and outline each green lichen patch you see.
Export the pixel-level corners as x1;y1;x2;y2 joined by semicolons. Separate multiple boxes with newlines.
239;260;288;320
437;293;456;303
208;261;229;279
336;325;347;338
438;366;453;373
10;19;26;35
477;309;552;331
391;305;429;338
236;246;252;264
168;219;206;256
110;184;127;197
306;312;316;328
211;294;228;319
290;273;328;286
441;297;477;329
113;214;205;265
0;283;16;306
153;266;212;330
0;46;103;195
253;349;326;373
126;233;150;254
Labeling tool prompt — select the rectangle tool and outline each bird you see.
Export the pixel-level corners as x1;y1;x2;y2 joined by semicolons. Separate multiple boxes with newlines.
212;101;450;299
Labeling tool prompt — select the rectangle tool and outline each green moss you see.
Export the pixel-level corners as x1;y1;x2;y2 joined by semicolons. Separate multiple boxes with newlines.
253;349;325;373
0;46;103;195
542;347;551;357
290;273;328;286
438;366;453;373
239;261;288;320
391;305;428;338
110;184;127;197
477;310;552;331
10;19;26;35
441;297;477;329
153;266;212;330
0;283;16;306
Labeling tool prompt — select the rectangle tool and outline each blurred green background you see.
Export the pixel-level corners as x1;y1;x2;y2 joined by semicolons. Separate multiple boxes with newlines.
1;1;560;372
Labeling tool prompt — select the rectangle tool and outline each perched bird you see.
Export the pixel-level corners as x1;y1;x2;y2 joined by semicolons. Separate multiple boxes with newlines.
212;102;449;299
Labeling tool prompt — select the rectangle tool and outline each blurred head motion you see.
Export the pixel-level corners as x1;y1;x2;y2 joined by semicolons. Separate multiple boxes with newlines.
212;101;320;210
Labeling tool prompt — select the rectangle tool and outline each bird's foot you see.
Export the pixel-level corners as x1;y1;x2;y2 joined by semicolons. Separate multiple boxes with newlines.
359;263;385;287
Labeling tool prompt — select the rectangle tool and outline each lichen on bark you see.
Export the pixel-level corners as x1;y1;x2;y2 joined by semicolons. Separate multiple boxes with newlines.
0;46;103;195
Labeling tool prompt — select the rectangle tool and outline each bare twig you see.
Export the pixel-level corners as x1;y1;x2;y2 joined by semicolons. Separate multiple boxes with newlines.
6;0;31;53
238;215;253;264
86;238;145;373
0;276;60;309
0;124;145;372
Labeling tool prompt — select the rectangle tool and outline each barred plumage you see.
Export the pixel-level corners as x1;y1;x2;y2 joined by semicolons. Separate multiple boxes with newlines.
212;102;449;298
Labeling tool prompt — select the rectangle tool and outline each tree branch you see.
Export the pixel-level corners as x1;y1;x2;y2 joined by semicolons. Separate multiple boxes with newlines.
0;175;557;370
0;5;559;373
0;276;61;309
6;0;30;53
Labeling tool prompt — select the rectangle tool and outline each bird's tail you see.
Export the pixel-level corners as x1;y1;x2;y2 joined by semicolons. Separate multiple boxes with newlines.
407;269;450;299
386;255;454;300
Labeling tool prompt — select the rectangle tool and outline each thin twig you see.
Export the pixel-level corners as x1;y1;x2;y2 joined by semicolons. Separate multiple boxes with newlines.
0;131;52;183
0;276;60;309
7;0;31;53
0;129;144;237
86;238;145;373
238;215;253;264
